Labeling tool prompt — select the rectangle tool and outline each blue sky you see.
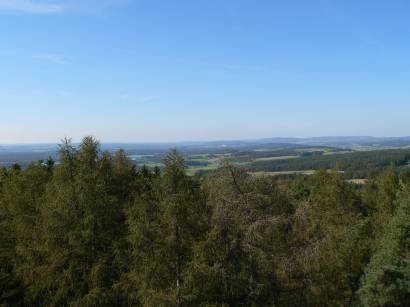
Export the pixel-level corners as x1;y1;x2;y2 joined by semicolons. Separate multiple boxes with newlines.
1;0;410;143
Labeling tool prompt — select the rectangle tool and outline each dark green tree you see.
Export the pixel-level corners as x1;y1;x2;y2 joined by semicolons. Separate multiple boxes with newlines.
125;150;206;306
39;137;128;306
185;165;291;306
283;170;368;306
358;188;410;306
0;162;51;305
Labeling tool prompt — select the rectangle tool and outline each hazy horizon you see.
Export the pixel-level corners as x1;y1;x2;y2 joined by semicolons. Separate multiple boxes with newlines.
1;134;410;146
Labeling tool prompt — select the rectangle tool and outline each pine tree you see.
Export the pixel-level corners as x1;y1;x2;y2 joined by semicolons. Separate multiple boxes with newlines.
185;165;290;306
0;162;51;305
40;137;127;306
125;150;206;306
0;168;25;306
358;188;410;306
284;170;367;306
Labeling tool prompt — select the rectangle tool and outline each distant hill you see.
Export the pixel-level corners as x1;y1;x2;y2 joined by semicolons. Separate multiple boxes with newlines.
2;136;410;168
257;136;410;147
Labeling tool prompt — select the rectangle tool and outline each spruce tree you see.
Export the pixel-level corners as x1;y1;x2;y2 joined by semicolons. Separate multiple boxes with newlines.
125;150;206;306
40;137;127;306
185;165;290;306
358;189;410;306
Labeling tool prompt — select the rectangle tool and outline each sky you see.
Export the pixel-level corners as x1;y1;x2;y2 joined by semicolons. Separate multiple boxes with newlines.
1;0;410;143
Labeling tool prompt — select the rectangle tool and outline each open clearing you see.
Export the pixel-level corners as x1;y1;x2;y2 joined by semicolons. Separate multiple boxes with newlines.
254;155;299;162
250;170;316;176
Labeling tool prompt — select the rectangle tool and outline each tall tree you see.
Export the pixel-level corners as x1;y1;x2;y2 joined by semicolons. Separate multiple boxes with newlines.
0;168;25;306
283;170;368;306
358;188;410;306
126;150;206;306
40;137;127;306
185;165;291;306
0;162;51;305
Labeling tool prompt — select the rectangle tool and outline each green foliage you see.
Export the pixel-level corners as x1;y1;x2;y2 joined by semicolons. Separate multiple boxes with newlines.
0;162;51;305
1;137;409;306
184;165;291;306
33;137;134;306
282;171;369;306
0;168;25;306
125;149;207;306
251;148;410;178
358;189;410;306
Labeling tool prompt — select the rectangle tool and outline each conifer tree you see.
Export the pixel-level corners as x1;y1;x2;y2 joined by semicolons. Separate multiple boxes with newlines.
0;163;51;305
126;149;206;306
0;168;25;306
359;189;410;306
185;165;291;306
40;137;127;306
284;170;367;306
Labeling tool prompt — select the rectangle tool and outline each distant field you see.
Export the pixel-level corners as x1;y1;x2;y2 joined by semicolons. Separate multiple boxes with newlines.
250;170;316;177
126;147;410;177
186;163;220;176
2;141;410;178
323;150;351;155
181;146;352;175
295;147;325;153
249;148;410;178
254;155;299;162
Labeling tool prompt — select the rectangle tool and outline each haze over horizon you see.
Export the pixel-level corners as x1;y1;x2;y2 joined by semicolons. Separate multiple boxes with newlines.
1;135;410;146
2;0;410;143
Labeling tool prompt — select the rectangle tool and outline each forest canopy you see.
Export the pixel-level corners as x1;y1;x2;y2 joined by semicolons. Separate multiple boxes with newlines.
0;137;409;306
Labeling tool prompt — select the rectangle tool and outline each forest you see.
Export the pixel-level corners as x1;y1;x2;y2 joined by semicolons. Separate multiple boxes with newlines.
1;137;409;306
249;148;410;178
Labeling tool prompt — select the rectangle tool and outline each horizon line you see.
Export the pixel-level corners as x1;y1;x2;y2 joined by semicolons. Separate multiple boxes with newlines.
1;135;410;146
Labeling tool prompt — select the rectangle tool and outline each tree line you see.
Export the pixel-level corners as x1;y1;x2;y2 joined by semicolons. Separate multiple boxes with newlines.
250;148;410;178
0;137;409;306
